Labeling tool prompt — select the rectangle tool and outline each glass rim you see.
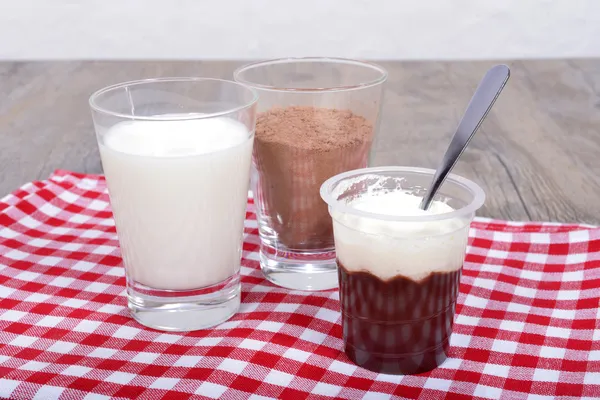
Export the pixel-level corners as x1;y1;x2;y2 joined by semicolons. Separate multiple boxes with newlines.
89;77;259;121
233;57;388;93
320;166;486;222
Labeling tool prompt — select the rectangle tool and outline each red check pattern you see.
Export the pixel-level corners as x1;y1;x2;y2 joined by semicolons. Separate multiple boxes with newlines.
1;171;599;400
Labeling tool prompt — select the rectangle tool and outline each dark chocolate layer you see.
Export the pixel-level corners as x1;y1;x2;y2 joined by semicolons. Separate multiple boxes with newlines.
338;261;461;375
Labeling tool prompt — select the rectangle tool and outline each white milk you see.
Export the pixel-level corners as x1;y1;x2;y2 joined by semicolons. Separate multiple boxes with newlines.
99;117;253;291
331;190;470;282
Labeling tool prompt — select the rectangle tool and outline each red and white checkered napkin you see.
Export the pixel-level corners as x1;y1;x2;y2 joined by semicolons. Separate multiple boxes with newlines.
1;171;599;400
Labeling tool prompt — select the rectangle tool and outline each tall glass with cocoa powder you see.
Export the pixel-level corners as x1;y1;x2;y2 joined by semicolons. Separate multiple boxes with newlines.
234;58;387;291
320;167;485;374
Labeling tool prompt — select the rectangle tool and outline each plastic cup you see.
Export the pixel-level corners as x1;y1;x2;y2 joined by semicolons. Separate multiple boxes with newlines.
320;166;485;374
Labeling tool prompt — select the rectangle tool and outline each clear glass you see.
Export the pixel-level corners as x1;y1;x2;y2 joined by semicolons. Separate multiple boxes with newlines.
234;58;387;291
320;166;485;374
89;78;257;331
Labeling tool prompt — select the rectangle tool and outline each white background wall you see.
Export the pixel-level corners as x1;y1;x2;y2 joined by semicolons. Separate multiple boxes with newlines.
1;0;599;60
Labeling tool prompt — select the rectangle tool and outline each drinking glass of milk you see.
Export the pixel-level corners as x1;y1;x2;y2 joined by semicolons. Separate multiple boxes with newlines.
89;78;257;331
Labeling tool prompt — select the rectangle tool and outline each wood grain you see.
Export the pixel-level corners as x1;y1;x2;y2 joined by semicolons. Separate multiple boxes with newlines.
1;60;599;223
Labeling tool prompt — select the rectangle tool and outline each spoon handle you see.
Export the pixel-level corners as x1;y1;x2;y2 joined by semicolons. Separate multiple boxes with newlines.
420;64;510;210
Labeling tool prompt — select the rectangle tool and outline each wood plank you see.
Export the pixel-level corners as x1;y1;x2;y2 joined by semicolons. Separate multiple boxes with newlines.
1;60;599;223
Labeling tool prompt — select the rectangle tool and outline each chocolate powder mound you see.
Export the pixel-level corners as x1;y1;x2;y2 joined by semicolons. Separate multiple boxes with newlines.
253;106;374;250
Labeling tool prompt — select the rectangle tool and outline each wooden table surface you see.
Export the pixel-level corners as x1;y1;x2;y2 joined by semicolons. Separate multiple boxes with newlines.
1;60;599;223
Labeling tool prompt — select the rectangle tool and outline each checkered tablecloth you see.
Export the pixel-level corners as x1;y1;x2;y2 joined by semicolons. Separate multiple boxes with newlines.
0;171;599;400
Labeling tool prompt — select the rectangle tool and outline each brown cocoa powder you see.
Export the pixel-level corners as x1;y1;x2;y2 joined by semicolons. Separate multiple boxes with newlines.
253;106;374;250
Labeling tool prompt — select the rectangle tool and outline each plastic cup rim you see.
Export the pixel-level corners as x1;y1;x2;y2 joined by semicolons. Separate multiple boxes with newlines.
320;166;486;222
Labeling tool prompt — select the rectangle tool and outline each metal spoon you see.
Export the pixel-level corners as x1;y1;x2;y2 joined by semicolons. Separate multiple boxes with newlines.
419;64;510;210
